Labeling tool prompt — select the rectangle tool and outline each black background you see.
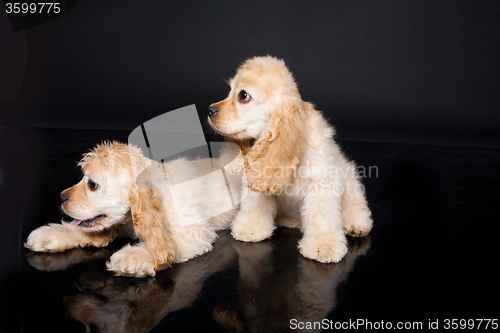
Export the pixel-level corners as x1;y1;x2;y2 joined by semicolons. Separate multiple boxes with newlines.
0;1;499;332
1;0;499;146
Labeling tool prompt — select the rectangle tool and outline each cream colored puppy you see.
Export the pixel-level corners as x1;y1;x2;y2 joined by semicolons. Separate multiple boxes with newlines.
25;141;241;276
208;56;373;263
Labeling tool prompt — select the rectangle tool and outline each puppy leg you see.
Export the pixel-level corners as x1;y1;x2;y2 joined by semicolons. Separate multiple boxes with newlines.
298;185;348;263
25;222;117;252
25;223;83;252
341;162;373;237
231;191;277;242
107;243;158;277
128;186;175;275
107;222;176;277
170;227;218;263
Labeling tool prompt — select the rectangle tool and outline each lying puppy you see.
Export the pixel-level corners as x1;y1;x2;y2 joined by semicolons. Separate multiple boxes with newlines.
25;141;241;276
208;56;373;263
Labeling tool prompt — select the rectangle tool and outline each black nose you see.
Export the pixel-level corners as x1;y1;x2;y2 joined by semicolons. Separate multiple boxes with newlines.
60;192;69;203
208;105;219;117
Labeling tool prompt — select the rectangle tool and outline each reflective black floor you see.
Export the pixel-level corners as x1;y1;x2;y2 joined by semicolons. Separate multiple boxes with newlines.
1;128;499;332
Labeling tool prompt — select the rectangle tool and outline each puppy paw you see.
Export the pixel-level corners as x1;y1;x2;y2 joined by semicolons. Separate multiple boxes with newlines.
298;234;348;263
231;215;275;242
25;223;79;253
343;213;373;238
107;244;157;277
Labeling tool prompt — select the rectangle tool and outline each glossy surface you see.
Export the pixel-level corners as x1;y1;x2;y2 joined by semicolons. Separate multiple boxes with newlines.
1;128;499;332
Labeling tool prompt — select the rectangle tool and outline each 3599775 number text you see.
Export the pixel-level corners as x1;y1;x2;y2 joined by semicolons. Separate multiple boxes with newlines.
5;3;61;14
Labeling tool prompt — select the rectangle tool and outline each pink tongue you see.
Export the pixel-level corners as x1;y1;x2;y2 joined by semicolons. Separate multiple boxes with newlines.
74;220;83;226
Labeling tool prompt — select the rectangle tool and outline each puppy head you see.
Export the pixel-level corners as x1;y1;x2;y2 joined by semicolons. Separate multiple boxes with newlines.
208;56;309;193
60;142;140;232
208;56;302;140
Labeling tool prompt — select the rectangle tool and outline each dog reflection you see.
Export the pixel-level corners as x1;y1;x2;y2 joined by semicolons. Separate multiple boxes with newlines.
25;229;370;333
65;273;174;333
25;246;113;272
214;228;371;333
27;232;236;333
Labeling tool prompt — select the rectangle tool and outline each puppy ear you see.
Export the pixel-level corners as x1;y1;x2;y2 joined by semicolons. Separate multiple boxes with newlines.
129;185;176;269
244;97;308;194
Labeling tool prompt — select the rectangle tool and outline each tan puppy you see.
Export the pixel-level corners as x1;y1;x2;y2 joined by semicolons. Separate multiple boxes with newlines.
25;141;241;276
208;56;372;263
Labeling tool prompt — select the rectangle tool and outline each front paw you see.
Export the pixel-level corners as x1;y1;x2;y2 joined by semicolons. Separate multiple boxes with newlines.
343;213;373;238
231;214;275;242
298;234;348;263
25;223;79;253
107;244;158;277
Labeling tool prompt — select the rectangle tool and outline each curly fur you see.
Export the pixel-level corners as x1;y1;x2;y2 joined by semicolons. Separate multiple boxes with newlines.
208;56;373;263
25;141;240;276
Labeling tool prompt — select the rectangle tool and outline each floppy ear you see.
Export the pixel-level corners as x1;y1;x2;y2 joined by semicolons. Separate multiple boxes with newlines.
129;183;176;270
244;97;308;194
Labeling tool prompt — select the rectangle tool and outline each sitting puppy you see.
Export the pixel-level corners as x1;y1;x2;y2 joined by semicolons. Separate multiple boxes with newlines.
208;56;373;263
25;141;241;276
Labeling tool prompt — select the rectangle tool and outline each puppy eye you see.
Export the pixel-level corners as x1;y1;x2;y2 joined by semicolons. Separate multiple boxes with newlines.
238;90;251;103
87;179;99;191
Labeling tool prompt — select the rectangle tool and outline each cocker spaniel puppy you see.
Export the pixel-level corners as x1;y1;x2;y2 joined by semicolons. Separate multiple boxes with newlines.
25;141;241;276
208;56;373;263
